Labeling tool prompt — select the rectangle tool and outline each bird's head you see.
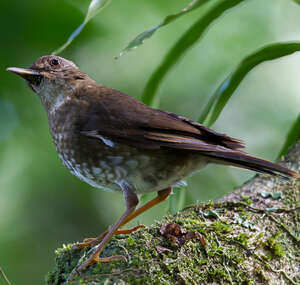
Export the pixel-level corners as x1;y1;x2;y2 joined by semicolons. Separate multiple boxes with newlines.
7;55;87;112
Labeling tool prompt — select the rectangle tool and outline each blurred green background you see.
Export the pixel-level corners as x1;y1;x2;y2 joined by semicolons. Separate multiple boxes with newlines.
1;0;300;284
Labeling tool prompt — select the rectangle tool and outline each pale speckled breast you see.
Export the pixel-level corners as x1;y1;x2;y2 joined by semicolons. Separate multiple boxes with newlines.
51;129;157;193
48;105;208;194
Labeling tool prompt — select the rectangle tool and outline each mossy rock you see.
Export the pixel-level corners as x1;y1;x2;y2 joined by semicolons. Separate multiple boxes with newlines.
46;141;300;284
46;201;299;284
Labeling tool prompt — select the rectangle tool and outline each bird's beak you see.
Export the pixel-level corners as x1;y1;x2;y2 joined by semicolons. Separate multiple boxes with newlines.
7;67;43;88
7;67;41;79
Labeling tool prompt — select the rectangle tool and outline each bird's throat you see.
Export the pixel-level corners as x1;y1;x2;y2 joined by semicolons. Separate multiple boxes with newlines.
39;89;71;115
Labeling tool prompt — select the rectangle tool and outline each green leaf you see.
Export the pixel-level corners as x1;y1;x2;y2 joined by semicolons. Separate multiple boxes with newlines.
118;0;211;58
198;42;300;126
141;0;245;107
52;0;111;55
85;0;110;22
278;114;300;158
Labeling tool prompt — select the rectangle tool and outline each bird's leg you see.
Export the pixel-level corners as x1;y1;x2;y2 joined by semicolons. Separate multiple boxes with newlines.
76;187;171;248
67;185;139;282
121;187;171;226
79;225;145;248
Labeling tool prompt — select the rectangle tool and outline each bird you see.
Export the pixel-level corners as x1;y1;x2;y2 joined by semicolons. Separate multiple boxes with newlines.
7;55;300;279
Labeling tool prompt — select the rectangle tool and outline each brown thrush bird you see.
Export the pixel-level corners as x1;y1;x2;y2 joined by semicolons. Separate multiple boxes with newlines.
7;56;300;278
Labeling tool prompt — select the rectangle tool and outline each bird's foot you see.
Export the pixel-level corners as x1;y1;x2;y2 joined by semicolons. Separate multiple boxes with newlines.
75;224;145;249
66;250;127;283
80;252;127;267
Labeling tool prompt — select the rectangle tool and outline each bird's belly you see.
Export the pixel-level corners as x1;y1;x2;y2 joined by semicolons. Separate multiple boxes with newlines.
52;132;208;194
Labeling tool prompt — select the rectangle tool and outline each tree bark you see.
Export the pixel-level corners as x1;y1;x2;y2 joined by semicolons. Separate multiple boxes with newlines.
46;141;300;285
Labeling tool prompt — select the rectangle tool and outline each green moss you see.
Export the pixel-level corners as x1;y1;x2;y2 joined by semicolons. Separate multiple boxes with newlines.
240;195;253;205
264;231;285;258
206;267;230;282
234;232;250;247
127;235;136;247
46;187;299;285
255;267;271;282
211;221;232;234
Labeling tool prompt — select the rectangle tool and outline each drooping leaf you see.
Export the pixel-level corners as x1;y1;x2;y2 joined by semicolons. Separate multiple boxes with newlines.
118;0;212;58
141;0;245;107
198;42;300;126
85;0;110;22
52;0;111;55
278;114;300;158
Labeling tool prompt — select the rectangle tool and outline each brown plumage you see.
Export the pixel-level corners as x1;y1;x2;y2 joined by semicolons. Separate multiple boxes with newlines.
7;55;300;281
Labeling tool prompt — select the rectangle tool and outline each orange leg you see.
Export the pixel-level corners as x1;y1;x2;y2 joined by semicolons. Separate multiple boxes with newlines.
76;187;172;248
121;187;171;227
67;187;172;282
77;225;145;249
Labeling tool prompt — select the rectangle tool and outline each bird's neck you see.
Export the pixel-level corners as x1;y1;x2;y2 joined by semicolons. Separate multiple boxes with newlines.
38;84;74;115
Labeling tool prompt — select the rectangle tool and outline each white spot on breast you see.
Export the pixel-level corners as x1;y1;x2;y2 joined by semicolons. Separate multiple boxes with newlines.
72;168;99;188
100;161;111;170
83;169;94;179
115;166;127;179
63;159;72;169
107;173;114;180
93;167;102;175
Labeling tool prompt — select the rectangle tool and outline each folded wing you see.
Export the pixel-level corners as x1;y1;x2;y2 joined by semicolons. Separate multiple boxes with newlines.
79;86;299;178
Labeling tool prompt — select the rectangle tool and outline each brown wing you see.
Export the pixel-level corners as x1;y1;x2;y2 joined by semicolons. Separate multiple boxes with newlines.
79;85;244;152
78;85;300;179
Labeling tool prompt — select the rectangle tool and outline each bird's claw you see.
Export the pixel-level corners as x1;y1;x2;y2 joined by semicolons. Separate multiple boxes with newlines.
73;225;145;249
67;225;144;283
74;237;100;249
66;254;127;283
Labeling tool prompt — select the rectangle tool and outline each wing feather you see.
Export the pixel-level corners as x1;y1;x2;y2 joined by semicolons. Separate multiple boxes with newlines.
78;85;244;152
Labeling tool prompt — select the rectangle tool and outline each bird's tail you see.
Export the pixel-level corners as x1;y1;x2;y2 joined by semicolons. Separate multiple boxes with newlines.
204;151;300;179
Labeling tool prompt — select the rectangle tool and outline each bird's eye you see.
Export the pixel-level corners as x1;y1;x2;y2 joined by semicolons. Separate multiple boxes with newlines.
50;58;60;66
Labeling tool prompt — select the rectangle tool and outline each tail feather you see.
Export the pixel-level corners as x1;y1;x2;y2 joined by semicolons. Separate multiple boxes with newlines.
204;151;300;179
